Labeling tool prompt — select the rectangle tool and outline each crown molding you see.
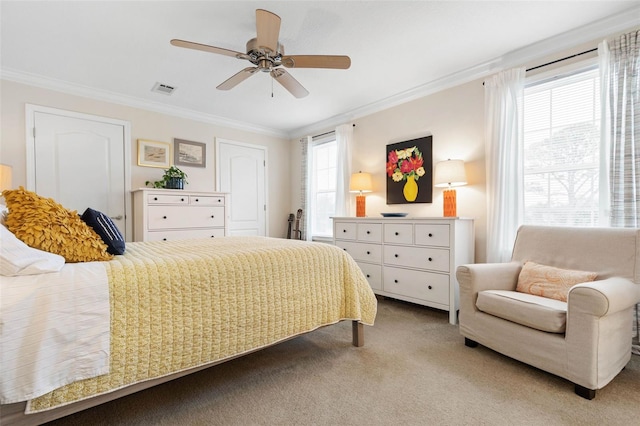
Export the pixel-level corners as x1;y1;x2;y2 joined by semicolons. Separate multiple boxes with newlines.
0;68;289;139
289;5;640;139
3;5;638;141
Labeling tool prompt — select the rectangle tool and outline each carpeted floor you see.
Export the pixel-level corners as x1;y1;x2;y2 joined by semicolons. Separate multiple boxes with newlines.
46;297;640;426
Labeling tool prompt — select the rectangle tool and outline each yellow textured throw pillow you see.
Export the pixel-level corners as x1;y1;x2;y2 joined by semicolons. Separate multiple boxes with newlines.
2;187;113;263
516;261;597;302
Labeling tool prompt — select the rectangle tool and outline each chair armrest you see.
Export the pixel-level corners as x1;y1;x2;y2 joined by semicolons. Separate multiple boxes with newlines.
569;277;640;317
456;262;522;293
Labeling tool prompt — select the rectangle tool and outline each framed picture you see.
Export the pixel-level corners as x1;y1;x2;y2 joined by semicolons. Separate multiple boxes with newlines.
137;139;171;168
386;135;433;204
174;139;206;168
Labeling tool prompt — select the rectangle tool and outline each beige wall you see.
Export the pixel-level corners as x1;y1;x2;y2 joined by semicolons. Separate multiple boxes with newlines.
290;79;487;261
353;79;487;261
0;80;292;238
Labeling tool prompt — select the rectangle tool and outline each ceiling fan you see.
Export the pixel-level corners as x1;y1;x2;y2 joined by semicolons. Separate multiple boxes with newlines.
170;9;351;98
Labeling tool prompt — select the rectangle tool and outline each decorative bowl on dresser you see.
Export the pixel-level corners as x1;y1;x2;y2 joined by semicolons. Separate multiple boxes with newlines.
332;216;474;324
133;189;229;242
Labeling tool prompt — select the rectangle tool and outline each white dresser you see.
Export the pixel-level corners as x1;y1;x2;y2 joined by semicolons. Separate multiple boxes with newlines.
133;189;229;242
333;217;474;324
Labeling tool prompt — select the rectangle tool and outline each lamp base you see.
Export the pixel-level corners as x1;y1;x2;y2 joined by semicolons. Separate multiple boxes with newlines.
356;194;366;217
443;189;457;217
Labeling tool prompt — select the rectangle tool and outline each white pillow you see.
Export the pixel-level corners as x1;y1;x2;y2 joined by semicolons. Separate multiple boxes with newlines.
0;224;65;276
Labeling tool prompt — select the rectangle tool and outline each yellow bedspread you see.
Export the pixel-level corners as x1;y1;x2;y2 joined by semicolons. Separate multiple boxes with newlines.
27;237;377;412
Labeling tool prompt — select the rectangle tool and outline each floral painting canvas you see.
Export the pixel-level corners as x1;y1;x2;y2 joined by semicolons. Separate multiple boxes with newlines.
386;136;433;204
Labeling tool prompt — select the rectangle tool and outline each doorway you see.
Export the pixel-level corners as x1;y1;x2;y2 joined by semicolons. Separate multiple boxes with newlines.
216;138;267;236
25;105;132;240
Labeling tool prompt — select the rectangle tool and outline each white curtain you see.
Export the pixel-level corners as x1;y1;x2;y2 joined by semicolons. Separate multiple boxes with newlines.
335;124;353;217
300;136;312;241
484;68;526;263
600;30;640;355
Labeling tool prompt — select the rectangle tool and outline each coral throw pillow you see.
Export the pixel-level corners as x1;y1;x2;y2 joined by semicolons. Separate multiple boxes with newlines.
2;187;113;263
516;261;597;302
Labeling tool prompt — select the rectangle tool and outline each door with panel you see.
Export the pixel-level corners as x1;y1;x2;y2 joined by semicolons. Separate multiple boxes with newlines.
216;139;266;236
26;106;130;239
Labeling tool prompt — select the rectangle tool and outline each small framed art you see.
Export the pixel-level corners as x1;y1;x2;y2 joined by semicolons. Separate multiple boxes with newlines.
137;139;171;168
174;138;206;168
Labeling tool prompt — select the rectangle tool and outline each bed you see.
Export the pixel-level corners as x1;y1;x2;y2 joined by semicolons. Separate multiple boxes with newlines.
0;236;377;425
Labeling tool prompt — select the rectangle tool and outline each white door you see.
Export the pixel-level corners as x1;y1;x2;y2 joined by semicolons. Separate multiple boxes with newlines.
216;139;267;236
26;105;131;239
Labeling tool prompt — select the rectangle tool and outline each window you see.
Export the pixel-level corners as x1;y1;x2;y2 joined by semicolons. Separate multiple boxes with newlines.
523;64;603;227
308;136;337;238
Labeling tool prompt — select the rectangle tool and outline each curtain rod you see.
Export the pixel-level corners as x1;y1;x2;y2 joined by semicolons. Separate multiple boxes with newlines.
526;47;598;72
313;124;356;139
482;47;598;85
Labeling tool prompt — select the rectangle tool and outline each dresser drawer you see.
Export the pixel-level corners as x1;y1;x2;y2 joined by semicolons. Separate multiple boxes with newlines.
357;223;382;242
336;241;382;263
383;245;450;272
334;222;357;240
415;224;450;247
147;194;189;204
384;223;413;244
357;262;382;291
146;228;225;242
148;206;225;230
383;266;450;305
190;195;225;206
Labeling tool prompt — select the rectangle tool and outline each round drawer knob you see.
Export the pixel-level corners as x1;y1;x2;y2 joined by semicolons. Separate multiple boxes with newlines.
181;198;185;202
366;231;370;234
428;257;433;261
211;235;215;238
162;238;167;241
343;248;347;251
154;197;158;201
395;232;399;236
428;285;433;290
163;216;167;219
428;233;433;237
211;215;215;218
366;251;370;255
218;199;221;202
394;279;398;283
366;274;370;278
394;254;399;258
195;198;199;202
343;229;347;233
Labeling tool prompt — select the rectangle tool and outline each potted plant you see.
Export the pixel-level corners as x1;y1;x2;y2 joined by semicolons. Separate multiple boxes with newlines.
145;166;188;189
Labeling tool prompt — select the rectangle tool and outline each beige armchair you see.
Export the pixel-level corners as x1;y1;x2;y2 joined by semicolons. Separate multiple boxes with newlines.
457;225;640;399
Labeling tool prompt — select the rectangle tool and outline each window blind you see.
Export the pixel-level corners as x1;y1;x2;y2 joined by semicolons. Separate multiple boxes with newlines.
523;66;601;226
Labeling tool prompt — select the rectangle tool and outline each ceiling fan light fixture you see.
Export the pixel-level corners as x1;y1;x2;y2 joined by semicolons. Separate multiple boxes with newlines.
170;8;351;98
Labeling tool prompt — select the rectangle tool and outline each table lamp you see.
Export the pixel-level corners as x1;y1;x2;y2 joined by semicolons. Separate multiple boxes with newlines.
0;164;12;192
349;172;373;217
434;159;467;217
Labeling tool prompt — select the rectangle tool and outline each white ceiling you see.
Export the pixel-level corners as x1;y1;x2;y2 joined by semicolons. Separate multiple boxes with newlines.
2;1;639;138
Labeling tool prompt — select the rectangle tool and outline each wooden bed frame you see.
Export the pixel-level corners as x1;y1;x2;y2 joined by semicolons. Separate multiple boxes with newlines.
1;321;364;425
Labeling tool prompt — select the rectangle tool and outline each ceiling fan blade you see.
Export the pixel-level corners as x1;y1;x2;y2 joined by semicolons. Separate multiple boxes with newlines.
256;9;281;54
170;39;248;60
217;67;260;90
270;69;309;98
281;55;351;69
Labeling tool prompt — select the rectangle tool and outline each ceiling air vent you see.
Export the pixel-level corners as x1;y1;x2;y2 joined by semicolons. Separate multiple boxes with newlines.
151;82;176;95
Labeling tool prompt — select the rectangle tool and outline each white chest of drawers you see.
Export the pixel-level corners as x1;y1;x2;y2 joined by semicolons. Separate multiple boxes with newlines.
333;217;474;324
133;189;229;242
